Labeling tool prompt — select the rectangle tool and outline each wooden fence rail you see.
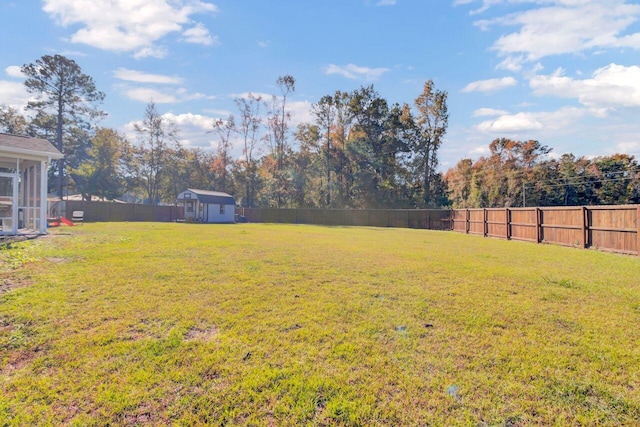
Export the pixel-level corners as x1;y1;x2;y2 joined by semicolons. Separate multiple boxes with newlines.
451;205;640;256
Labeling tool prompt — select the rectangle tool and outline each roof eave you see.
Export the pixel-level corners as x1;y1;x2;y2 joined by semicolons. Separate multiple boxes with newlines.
0;146;64;160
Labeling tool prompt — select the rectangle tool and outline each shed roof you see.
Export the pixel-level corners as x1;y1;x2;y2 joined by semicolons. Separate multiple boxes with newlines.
179;189;235;205
0;133;63;159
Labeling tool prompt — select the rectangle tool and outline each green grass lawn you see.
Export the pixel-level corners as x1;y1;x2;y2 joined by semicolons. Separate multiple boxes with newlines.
1;222;640;425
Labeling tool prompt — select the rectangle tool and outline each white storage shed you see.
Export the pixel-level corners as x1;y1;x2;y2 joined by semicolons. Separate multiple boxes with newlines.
176;189;235;223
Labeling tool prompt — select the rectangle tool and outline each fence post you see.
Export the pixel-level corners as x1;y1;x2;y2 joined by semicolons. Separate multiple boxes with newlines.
582;206;588;249
505;208;510;240
535;208;541;243
450;209;454;231
483;209;488;237
466;209;470;234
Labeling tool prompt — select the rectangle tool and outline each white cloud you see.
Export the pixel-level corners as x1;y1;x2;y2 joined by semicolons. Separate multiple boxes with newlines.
114;68;183;85
42;0;218;57
531;62;544;74
121;86;214;104
124;88;178;104
496;56;524;72
324;64;390;80
230;92;272;102
133;46;169;59
124;111;216;149
164;112;212;129
453;0;475;5
476;111;543;133
472;0;640;61
163;112;216;148
55;50;88;57
376;0;397;5
5;66;24;78
456;0;509;15
475;106;587;134
257;40;269;48
473;107;510;117
530;63;640;109
470;145;491;156
288;100;314;127
616;141;639;152
182;22;219;46
176;88;213;101
203;108;232;116
227;93;313;128
461;77;517;93
0;81;31;110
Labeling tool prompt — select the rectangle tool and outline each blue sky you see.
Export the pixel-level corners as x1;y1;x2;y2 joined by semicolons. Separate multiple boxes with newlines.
1;0;639;170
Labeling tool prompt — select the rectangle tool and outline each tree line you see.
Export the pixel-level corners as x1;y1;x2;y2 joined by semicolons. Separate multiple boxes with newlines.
1;54;638;208
445;138;640;208
1;55;449;208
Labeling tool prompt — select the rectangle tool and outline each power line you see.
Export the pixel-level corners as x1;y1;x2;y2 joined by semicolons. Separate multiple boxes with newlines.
444;167;640;188
528;168;640;186
522;176;639;206
525;176;638;190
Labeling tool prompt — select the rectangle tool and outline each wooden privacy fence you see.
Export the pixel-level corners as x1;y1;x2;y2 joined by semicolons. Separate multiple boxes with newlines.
50;200;639;256
58;201;183;223
451;205;640;256
238;208;452;230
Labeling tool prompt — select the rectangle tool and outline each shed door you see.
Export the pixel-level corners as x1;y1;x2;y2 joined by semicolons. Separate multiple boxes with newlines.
207;204;219;223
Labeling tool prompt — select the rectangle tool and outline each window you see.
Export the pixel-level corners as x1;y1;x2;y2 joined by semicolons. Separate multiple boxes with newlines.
220;204;225;215
186;201;194;213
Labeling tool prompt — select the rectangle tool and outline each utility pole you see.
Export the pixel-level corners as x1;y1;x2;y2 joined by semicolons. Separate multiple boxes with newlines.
523;182;526;207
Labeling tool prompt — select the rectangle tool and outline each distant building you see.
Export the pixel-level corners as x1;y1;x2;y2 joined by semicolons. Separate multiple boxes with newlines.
0;133;63;235
176;189;235;223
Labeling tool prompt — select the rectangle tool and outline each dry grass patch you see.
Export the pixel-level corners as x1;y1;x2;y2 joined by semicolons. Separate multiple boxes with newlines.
185;325;219;342
0;278;31;295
